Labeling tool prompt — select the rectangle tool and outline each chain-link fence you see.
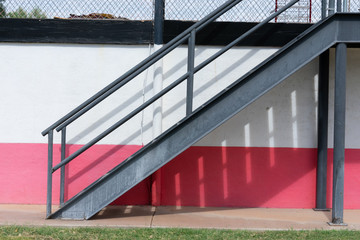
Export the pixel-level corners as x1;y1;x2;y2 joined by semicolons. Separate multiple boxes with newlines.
0;0;154;20
165;0;322;23
0;0;359;22
347;0;360;12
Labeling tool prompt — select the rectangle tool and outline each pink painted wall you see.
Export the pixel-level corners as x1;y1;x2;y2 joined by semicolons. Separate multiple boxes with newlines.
0;143;150;205
155;147;317;208
1;143;359;209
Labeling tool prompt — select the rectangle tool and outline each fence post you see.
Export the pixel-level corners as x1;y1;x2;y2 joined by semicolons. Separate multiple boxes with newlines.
337;0;342;12
321;0;327;18
154;0;165;45
153;0;165;139
329;0;335;14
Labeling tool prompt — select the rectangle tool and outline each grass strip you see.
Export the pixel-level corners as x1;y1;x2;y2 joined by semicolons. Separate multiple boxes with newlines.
1;226;360;240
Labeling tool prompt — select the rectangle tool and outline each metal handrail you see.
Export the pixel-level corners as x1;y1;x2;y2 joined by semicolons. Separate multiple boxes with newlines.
41;0;243;136
44;0;300;217
52;0;300;172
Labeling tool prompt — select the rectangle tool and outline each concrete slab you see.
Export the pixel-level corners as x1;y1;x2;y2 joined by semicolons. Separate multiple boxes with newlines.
152;206;360;230
0;205;154;228
1;204;360;230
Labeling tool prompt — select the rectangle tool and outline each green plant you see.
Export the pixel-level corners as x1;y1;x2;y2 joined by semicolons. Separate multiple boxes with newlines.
0;0;6;18
29;7;46;19
7;7;27;18
7;6;47;19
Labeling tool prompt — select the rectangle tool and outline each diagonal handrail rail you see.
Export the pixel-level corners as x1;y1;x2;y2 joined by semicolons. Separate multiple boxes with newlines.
41;0;244;137
51;0;300;173
44;0;300;217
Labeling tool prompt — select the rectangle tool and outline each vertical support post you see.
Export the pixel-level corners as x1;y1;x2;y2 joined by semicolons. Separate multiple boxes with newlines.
329;0;335;15
60;127;66;206
309;0;312;23
46;130;54;218
275;0;278;23
151;0;165;206
337;0;342;12
330;43;347;225
321;0;327;18
315;50;330;211
186;30;196;116
342;0;348;12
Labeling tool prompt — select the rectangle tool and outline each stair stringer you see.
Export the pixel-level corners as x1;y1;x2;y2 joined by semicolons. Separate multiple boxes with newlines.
49;14;360;220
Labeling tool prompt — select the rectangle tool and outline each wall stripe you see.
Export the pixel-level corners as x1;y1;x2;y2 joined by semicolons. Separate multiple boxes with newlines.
1;143;359;209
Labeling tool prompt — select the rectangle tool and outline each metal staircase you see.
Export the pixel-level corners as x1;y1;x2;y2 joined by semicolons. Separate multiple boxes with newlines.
42;0;360;220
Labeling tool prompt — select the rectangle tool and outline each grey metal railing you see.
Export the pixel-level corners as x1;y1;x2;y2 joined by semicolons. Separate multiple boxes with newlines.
42;0;301;218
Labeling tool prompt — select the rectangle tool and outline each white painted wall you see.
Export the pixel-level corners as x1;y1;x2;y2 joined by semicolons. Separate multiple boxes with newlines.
0;43;154;145
196;48;360;149
1;43;359;148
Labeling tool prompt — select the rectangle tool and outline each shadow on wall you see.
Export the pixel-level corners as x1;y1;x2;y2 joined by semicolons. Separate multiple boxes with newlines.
59;47;272;204
153;55;324;208
58;45;328;208
158;146;317;208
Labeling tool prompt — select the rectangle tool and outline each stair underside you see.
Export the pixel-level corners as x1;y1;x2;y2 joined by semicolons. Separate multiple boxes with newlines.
50;14;360;220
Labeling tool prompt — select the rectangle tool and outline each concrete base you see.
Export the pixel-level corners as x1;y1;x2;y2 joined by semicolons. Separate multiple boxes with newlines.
1;205;360;230
327;222;348;226
313;208;331;211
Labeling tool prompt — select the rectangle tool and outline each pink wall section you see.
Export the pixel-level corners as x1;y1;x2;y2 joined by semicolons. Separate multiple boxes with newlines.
155;147;317;208
0;143;359;209
158;147;360;209
0;143;150;205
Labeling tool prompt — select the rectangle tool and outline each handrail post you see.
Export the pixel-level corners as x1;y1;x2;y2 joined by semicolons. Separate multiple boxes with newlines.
186;30;196;116
60;127;66;206
46;130;54;218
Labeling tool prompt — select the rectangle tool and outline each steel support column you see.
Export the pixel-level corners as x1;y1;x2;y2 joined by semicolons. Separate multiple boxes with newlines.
315;50;330;211
329;42;347;225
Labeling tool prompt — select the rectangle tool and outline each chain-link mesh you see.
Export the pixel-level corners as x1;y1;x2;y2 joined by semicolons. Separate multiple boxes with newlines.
0;0;154;20
165;0;358;23
165;0;323;23
347;0;360;12
0;0;359;22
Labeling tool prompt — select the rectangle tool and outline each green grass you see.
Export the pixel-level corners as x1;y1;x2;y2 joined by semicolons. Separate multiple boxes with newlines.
0;226;360;240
